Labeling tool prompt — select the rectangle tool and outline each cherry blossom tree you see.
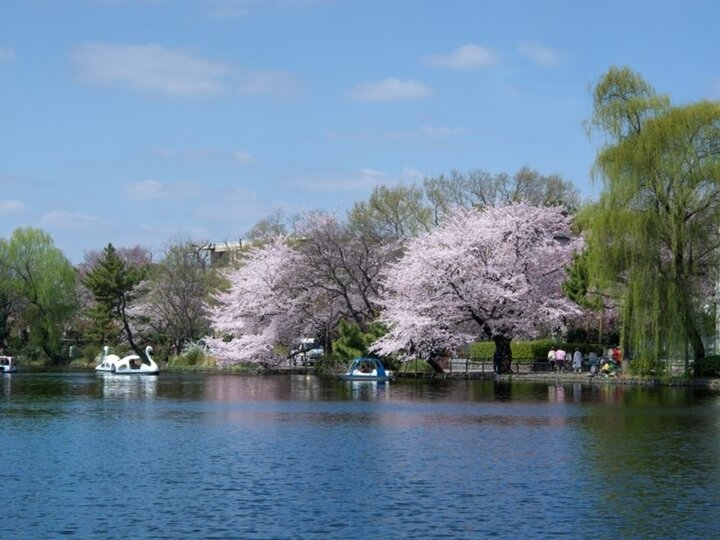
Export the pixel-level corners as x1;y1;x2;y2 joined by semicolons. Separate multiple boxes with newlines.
293;211;398;331
373;203;582;372
206;211;399;365
205;238;334;365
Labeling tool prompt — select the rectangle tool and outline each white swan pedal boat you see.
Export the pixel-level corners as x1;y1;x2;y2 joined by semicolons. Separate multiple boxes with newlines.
96;346;159;375
0;355;16;373
339;357;393;382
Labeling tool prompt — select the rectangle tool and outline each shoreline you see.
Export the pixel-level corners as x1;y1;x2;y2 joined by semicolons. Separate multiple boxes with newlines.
394;370;720;389
16;363;720;389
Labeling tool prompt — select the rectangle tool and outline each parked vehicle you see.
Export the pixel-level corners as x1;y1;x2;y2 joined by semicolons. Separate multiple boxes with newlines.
289;338;324;366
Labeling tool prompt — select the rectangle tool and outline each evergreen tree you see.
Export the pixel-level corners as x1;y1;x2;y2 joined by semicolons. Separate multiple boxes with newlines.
83;243;148;355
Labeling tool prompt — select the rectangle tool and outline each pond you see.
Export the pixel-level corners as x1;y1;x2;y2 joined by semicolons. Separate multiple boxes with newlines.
1;372;719;539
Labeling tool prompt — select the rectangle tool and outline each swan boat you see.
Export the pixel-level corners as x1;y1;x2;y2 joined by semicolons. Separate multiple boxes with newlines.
339;357;393;382
0;355;16;373
95;346;159;375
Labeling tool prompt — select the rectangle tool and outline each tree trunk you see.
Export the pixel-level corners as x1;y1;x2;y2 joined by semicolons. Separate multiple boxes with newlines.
493;335;512;374
426;357;444;374
689;325;705;376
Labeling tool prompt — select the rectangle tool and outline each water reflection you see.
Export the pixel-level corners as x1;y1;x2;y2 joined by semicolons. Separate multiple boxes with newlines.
346;380;390;401
2;373;11;397
99;374;158;399
0;372;719;540
547;383;586;403
548;384;566;402
203;374;324;402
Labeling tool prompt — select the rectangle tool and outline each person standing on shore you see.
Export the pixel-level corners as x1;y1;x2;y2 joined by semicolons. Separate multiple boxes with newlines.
547;347;556;370
555;347;566;372
572;349;583;373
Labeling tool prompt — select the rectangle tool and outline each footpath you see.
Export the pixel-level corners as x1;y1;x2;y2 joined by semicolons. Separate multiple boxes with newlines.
397;369;720;388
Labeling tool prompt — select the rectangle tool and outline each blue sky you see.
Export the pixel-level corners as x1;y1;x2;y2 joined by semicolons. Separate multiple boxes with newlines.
1;0;719;262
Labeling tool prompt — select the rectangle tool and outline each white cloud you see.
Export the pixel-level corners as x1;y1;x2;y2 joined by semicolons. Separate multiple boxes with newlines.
233;150;254;164
424;44;497;70
0;47;15;63
348;78;432;102
0;200;25;214
517;41;561;67
124;179;202;201
360;168;386;177
41;211;107;229
71;42;303;99
237;70;303;99
71;43;231;97
152;146;254;165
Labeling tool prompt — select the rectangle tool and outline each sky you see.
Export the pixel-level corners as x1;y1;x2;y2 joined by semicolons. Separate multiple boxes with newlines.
1;0;720;263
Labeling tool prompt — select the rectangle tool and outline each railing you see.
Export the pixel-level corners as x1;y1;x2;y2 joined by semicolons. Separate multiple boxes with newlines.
448;358;542;374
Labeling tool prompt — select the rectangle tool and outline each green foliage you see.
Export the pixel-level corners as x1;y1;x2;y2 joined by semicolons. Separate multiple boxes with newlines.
0;228;78;363
313;355;347;375
348;183;432;241
176;343;206;365
467;341;496;360
332;320;387;360
168;342;215;369
628;356;666;377
83;243;147;348
467;339;603;362
584;66;720;366
467;340;546;361
694;355;720;378
587;65;669;140
84;244;145;309
398;359;435;373
81;344;104;364
563;250;602;310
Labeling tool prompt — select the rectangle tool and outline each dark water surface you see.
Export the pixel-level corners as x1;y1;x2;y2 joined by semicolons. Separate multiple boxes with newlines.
1;372;719;539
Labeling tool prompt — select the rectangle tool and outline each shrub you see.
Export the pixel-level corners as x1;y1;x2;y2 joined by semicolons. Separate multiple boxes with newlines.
81;344;104;364
695;355;720;377
332;320;387;360
168;341;214;368
398;359;435;374
467;339;603;362
313;355;347;375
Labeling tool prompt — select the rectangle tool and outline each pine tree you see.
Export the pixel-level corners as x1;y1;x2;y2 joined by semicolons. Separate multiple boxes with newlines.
83;243;147;355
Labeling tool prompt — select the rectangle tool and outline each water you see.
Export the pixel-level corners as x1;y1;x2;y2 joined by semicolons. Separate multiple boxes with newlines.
2;373;720;539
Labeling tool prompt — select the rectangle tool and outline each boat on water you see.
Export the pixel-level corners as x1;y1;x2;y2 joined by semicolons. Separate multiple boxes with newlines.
339;357;393;381
0;355;16;373
95;345;159;375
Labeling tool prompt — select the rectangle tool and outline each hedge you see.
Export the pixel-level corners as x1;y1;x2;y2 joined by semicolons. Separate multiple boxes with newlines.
466;339;604;363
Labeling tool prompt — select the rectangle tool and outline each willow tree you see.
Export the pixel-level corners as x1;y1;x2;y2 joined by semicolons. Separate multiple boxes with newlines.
585;66;720;373
0;228;77;363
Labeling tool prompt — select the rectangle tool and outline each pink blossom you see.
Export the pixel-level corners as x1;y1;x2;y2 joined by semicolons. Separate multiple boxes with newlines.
373;203;582;360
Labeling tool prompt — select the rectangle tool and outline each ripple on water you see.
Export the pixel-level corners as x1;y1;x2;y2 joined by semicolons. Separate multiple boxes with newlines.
1;374;719;539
